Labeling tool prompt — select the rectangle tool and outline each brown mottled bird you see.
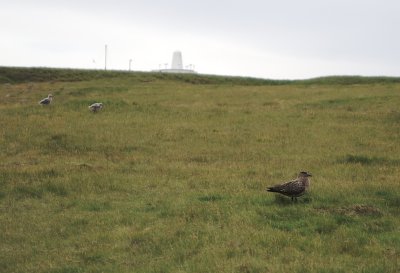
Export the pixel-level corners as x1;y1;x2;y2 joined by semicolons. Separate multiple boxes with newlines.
266;171;312;201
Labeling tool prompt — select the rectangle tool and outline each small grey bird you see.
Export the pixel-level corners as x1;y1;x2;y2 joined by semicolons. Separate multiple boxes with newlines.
89;102;103;113
266;171;312;201
39;94;53;105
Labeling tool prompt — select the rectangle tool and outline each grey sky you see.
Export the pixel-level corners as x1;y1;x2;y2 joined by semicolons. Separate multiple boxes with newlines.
1;0;399;79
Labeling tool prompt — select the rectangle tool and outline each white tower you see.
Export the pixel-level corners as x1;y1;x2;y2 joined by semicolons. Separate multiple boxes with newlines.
153;51;195;73
171;51;183;70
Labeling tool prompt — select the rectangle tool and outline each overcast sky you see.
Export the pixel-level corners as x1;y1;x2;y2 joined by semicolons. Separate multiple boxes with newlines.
1;0;399;79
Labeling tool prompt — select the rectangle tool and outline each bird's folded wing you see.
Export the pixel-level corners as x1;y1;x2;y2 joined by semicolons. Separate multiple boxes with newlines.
274;180;303;194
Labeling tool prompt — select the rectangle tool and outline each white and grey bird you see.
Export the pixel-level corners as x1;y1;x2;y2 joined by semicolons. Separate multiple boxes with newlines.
38;94;53;105
266;171;312;201
89;102;103;113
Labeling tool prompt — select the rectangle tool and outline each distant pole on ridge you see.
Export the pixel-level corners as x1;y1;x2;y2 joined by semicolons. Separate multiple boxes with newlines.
105;44;108;71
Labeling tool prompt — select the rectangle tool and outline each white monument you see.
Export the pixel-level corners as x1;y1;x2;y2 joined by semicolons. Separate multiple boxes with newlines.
156;51;196;74
171;51;183;70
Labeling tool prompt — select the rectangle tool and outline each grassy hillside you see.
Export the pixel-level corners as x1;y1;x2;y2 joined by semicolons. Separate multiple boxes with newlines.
0;67;290;85
0;68;399;273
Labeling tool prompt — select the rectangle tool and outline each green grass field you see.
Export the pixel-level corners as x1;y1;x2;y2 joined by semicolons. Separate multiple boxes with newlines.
1;67;399;273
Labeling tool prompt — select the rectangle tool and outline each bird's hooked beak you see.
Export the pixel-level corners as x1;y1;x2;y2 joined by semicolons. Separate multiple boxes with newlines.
307;173;312;177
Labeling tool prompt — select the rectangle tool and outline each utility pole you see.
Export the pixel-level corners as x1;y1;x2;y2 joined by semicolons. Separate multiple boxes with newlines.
104;44;108;71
